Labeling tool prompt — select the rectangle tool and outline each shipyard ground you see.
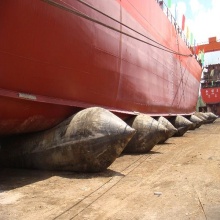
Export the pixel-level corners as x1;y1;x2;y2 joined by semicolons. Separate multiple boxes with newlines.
0;119;220;220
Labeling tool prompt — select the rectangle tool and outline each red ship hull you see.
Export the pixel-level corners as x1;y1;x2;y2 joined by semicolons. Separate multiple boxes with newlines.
201;87;220;104
0;0;202;135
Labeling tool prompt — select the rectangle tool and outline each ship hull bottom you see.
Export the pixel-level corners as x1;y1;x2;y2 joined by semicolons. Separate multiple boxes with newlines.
0;94;198;136
0;96;77;136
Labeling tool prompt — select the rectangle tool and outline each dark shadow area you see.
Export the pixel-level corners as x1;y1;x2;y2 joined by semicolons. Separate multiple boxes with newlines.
0;168;54;191
157;142;174;146
170;134;188;139
121;150;162;156
0;167;124;191
148;150;163;155
59;169;125;180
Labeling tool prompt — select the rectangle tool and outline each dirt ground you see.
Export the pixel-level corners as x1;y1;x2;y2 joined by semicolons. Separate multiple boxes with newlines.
0;119;220;220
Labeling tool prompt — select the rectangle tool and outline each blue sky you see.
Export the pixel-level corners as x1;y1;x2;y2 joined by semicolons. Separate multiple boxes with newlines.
166;0;220;65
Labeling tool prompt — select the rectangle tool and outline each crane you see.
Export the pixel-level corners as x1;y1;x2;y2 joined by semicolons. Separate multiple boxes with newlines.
197;37;220;53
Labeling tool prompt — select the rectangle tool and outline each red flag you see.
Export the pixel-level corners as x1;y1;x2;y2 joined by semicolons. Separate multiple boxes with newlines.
182;15;185;31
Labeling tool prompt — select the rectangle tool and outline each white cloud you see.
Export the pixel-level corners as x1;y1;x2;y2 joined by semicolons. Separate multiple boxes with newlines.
170;0;219;44
189;0;204;14
188;0;220;43
196;0;220;64
169;0;220;64
176;1;186;15
205;51;220;65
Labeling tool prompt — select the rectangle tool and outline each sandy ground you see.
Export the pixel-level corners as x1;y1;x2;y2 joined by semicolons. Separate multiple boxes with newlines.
0;119;220;220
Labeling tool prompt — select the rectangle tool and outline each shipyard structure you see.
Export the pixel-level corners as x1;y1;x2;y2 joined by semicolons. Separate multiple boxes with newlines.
198;37;220;115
